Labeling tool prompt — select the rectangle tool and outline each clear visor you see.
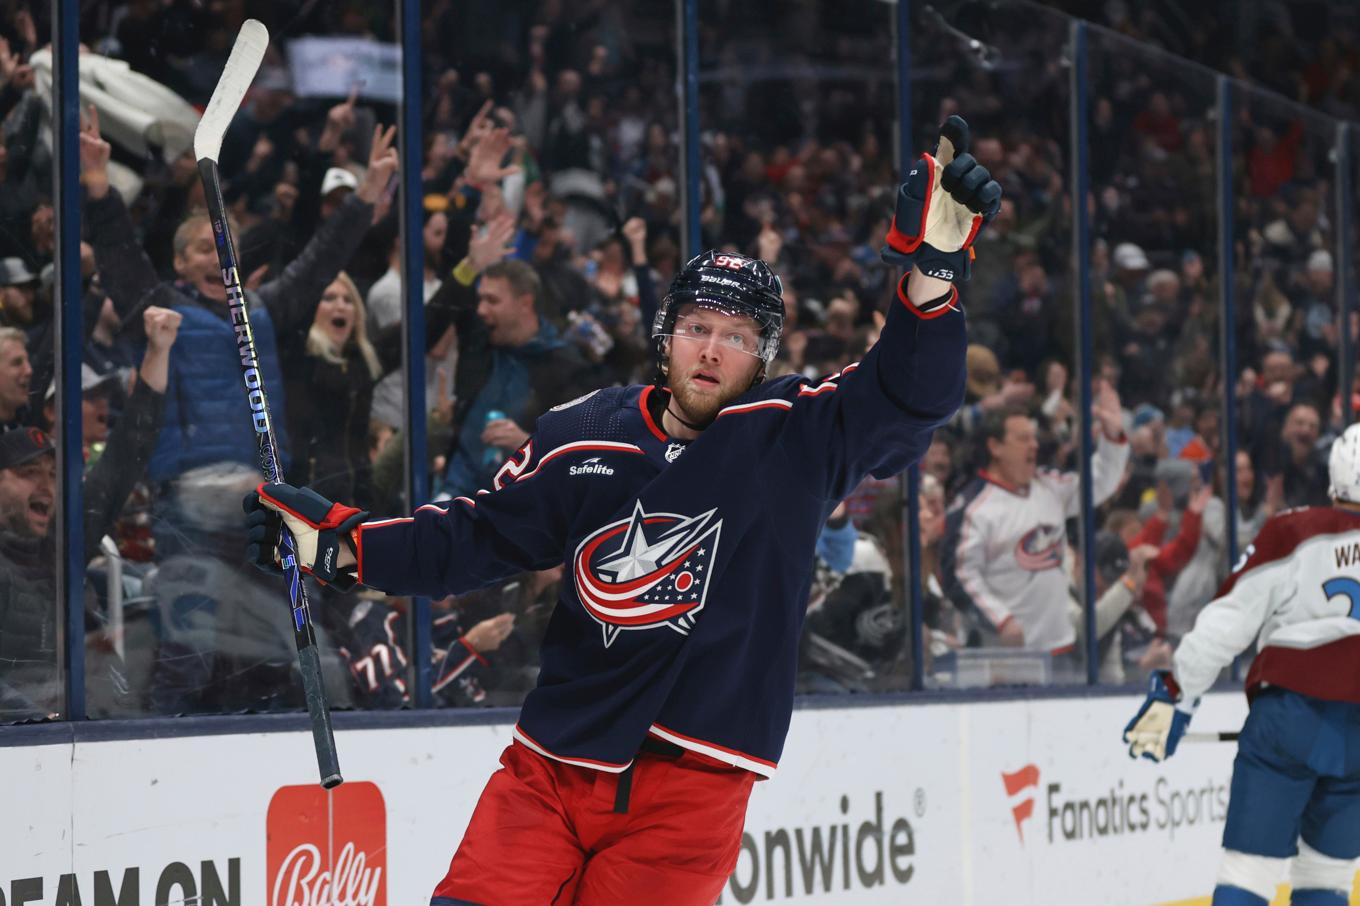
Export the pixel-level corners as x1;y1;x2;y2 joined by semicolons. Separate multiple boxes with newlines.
653;298;781;363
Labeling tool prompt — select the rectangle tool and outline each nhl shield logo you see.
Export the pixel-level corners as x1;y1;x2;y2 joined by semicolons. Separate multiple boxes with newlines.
665;442;685;463
572;501;722;647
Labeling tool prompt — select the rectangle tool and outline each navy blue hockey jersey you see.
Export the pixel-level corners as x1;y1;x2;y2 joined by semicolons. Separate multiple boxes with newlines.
356;287;966;776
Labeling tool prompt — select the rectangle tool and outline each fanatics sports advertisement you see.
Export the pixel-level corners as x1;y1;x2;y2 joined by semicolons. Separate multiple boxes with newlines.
0;693;1302;906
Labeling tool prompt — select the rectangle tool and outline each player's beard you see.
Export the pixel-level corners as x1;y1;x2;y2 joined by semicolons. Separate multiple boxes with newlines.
667;369;748;426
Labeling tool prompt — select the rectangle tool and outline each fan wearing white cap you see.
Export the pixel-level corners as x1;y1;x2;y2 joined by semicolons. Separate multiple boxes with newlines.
320;166;360;218
1123;423;1360;906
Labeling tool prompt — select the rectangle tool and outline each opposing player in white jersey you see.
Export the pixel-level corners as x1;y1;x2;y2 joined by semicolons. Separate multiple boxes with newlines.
1123;424;1360;906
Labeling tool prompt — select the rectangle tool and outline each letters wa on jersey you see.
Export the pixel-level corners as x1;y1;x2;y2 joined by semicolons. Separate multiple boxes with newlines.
1175;506;1360;704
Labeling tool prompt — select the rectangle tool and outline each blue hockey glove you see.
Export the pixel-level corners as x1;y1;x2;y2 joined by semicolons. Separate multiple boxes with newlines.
881;115;1002;283
1123;670;1197;762
243;482;368;589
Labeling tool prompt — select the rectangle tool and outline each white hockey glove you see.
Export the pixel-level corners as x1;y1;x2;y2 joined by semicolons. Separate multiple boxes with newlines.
881;115;1002;284
1123;670;1197;762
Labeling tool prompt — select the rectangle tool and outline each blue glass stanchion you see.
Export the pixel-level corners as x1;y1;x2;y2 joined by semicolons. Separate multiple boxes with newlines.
895;0;913;166
54;0;85;720
1069;21;1098;685
677;0;701;259
892;0;925;691
1337;122;1354;429
398;0;431;708
1218;76;1240;571
1216;77;1244;685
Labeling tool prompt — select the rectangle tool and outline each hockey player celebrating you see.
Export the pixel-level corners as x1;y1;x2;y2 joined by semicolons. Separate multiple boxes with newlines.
1123;425;1360;906
244;116;1000;905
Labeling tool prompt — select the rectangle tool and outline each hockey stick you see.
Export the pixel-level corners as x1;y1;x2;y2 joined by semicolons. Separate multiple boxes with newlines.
1182;731;1240;743
194;18;342;789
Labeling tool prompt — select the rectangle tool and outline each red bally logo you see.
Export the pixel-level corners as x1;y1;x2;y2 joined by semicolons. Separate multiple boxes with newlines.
267;781;387;906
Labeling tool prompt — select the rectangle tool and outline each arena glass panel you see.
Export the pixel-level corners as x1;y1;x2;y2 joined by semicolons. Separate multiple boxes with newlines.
690;0;907;694
421;0;681;709
1082;33;1222;686
1350;122;1360;429
1229;89;1341;680
1342;120;1359;434
70;2;405;718
0;4;60;722
903;0;1079;689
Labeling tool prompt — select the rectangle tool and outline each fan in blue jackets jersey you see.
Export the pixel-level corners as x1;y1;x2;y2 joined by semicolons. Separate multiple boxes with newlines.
245;115;1000;906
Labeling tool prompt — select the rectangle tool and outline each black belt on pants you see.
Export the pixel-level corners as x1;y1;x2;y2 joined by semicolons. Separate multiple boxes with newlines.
614;737;685;814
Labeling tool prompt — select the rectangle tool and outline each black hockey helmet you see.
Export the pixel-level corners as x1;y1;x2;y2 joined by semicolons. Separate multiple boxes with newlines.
652;250;786;366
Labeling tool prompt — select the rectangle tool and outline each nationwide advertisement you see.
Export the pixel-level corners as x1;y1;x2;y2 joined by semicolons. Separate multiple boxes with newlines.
720;705;962;904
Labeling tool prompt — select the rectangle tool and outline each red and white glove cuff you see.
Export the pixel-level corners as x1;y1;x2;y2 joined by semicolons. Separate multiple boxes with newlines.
896;277;959;320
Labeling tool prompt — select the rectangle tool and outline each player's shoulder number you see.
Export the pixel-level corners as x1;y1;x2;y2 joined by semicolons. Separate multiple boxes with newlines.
1321;576;1360;620
551;389;601;413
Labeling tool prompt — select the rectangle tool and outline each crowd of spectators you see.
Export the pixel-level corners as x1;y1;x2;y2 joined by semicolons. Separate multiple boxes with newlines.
1052;0;1360;123
1;0;1357;720
880;1;1351;686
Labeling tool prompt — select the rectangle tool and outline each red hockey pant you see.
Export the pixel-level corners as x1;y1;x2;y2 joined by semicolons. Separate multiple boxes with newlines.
430;740;756;906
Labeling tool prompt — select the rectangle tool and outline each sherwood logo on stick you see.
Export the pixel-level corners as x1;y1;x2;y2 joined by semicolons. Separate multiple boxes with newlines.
219;257;269;437
267;782;387;906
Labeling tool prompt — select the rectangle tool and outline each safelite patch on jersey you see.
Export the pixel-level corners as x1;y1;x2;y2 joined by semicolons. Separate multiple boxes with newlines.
572;501;722;647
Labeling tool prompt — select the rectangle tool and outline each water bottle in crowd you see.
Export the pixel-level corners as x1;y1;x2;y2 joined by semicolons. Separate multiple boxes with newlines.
482;409;508;470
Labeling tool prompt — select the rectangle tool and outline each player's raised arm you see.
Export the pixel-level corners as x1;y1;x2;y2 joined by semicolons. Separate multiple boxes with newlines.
781;115;1002;500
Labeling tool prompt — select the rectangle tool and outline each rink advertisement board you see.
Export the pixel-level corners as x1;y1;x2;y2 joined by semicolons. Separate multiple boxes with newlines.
0;693;1259;906
728;692;1250;905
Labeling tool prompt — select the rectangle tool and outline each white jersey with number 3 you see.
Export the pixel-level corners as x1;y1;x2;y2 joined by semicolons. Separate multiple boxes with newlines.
1174;506;1360;704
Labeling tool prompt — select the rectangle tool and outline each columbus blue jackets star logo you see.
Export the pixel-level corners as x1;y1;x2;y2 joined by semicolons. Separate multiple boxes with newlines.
1015;524;1065;572
572;501;722;647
